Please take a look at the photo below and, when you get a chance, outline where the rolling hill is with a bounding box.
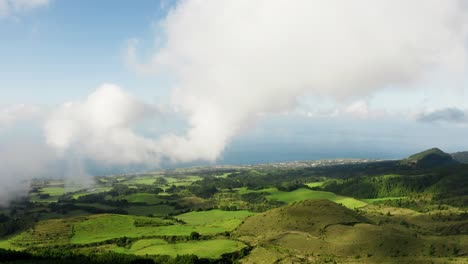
[235,200,467,263]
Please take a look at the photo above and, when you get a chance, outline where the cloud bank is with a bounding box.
[128,0,468,162]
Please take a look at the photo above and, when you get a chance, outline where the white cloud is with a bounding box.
[343,101,370,119]
[44,83,161,165]
[0,104,43,129]
[127,0,468,163]
[0,0,49,17]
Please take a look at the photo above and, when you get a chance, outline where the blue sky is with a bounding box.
[0,0,173,104]
[1,0,468,172]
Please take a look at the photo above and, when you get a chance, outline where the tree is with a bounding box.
[189,231,200,240]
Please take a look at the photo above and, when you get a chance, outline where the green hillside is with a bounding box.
[235,200,468,263]
[402,148,456,168]
[235,200,370,239]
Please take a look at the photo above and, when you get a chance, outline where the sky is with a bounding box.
[2,0,468,203]
[0,0,174,104]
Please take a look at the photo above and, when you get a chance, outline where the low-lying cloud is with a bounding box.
[417,107,468,123]
[0,139,58,206]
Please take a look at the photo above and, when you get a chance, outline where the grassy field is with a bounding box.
[29,187,67,203]
[72,187,112,199]
[4,217,84,247]
[71,215,184,244]
[267,188,367,209]
[119,175,203,187]
[112,239,246,258]
[30,186,92,203]
[215,173,232,178]
[305,181,326,188]
[127,178,157,185]
[21,211,253,245]
[236,199,468,263]
[176,210,255,231]
[70,211,255,244]
[237,187,367,209]
[40,187,66,196]
[167,176,203,187]
[0,212,253,250]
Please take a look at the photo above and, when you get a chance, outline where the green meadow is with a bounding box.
[238,187,367,209]
[3,210,256,248]
[176,210,256,231]
[305,181,327,188]
[112,239,246,259]
[72,187,113,199]
[70,214,237,244]
[266,188,368,209]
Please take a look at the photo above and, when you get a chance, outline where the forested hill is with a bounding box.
[400,148,457,168]
[321,148,467,206]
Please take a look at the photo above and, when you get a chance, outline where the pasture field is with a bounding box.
[71,212,252,244]
[112,239,246,258]
[266,188,368,209]
[71,214,177,244]
[176,210,256,231]
[5,217,84,247]
[127,177,157,185]
[119,175,202,187]
[71,187,113,199]
[214,173,232,178]
[2,211,256,247]
[305,181,327,188]
[30,187,72,203]
[166,176,203,187]
[40,187,66,196]
[237,187,367,209]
